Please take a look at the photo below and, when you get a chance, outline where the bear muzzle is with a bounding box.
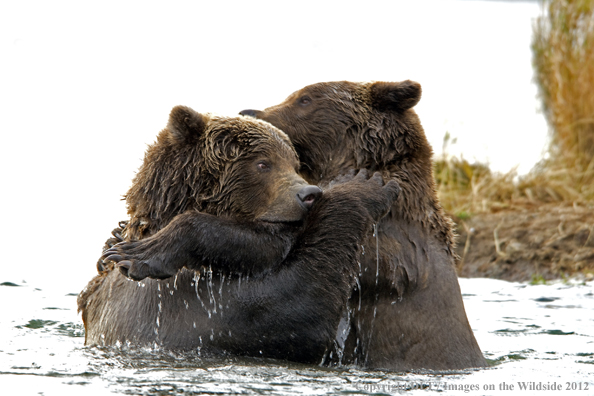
[256,183,323,223]
[239,109,260,118]
[297,185,322,211]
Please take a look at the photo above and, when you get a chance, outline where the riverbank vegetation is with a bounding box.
[435,0,594,217]
[433,0,594,281]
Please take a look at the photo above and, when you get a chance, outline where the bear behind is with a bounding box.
[241,80,488,370]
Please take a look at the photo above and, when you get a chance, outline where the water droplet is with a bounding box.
[206,267,217,313]
[355,277,362,311]
[194,273,205,309]
[374,223,380,283]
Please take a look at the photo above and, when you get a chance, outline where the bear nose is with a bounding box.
[297,185,323,210]
[240,109,258,118]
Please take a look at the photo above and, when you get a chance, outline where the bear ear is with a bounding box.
[167,105,206,141]
[370,80,422,112]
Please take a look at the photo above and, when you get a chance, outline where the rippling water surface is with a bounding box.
[1,278,592,395]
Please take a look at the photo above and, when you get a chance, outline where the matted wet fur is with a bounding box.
[78,106,401,364]
[240,80,488,371]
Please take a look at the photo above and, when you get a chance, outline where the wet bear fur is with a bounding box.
[240,80,488,371]
[78,106,400,364]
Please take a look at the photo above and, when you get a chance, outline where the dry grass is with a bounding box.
[436,0,594,216]
[532,0,594,181]
[435,155,594,217]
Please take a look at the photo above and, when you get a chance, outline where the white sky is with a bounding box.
[0,0,548,290]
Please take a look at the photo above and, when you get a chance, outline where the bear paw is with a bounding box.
[101,241,177,281]
[329,169,401,221]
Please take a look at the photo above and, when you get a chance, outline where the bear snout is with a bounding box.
[240,109,259,118]
[297,185,323,210]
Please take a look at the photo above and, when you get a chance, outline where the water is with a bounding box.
[2,278,592,395]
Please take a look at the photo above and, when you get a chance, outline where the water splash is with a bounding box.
[218,274,225,313]
[354,277,362,311]
[193,272,208,315]
[166,281,174,296]
[206,267,217,314]
[334,308,351,366]
[362,223,381,366]
[155,283,162,339]
[373,223,379,284]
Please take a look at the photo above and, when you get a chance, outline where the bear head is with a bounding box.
[240,80,454,253]
[124,106,321,240]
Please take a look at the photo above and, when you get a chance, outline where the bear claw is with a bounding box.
[117,261,132,277]
[103,254,123,263]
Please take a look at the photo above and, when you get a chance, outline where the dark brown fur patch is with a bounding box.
[240,80,487,371]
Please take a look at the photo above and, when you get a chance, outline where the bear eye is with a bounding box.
[257,161,270,171]
[298,96,311,106]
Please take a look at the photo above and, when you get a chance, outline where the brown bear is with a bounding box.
[78,106,401,364]
[240,80,488,371]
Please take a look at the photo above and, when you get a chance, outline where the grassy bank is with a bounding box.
[434,152,594,217]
